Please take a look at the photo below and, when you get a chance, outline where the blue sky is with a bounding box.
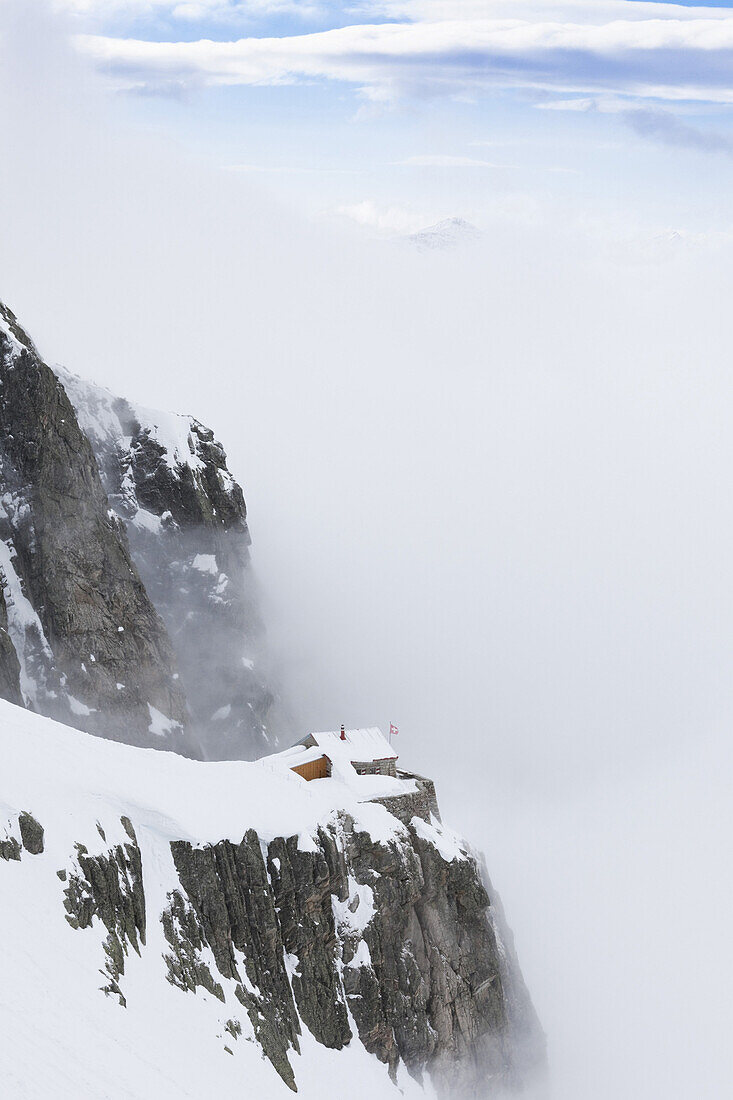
[32,0,733,239]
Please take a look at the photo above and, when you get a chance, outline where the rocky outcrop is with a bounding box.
[268,829,352,1053]
[57,796,544,1096]
[0,586,22,706]
[0,299,283,757]
[62,816,146,1006]
[0,688,544,1097]
[0,301,544,1095]
[167,832,302,1089]
[0,300,191,751]
[18,810,44,854]
[0,809,44,860]
[59,366,282,759]
[331,815,541,1096]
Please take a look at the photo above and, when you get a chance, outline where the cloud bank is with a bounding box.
[74,2,733,104]
[5,6,733,1100]
[624,104,733,153]
[56,0,330,20]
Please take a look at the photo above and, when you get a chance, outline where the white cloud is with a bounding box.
[534,94,733,157]
[366,0,733,24]
[53,0,331,25]
[536,95,635,113]
[76,7,733,104]
[51,0,733,18]
[58,0,313,12]
[336,200,434,233]
[398,154,510,167]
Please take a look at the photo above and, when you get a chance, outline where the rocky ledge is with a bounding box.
[2,790,544,1097]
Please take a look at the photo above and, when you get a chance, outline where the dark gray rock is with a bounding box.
[0,811,40,862]
[59,365,289,761]
[0,298,288,758]
[18,811,44,854]
[0,294,543,1093]
[298,811,544,1097]
[267,830,352,1051]
[0,300,192,752]
[169,832,301,1088]
[0,834,21,861]
[0,587,22,706]
[162,887,226,1001]
[62,821,146,1006]
[158,801,544,1097]
[45,781,542,1096]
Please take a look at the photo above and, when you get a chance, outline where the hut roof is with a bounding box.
[309,727,398,762]
[265,728,397,787]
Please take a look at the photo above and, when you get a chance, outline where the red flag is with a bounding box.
[390,723,399,737]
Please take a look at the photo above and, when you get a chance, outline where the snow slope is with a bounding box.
[0,701,457,1100]
[405,218,481,253]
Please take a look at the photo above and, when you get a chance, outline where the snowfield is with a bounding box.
[0,701,451,1099]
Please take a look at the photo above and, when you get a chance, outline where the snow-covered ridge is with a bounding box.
[0,702,520,1100]
[0,704,424,849]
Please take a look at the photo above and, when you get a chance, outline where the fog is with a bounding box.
[2,4,733,1096]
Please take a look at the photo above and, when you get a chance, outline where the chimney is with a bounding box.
[340,724,346,741]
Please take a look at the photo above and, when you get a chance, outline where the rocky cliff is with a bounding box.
[58,366,280,759]
[0,300,281,758]
[0,702,545,1099]
[0,302,545,1099]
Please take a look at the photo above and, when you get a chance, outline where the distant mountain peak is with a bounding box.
[406,217,481,252]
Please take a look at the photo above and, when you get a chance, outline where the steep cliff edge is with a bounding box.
[0,300,281,757]
[0,301,190,750]
[0,702,544,1099]
[58,366,279,759]
[0,301,545,1098]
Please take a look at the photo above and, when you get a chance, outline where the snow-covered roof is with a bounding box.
[277,744,328,769]
[309,727,398,762]
[263,728,399,793]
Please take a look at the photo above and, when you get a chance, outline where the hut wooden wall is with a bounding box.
[291,756,330,782]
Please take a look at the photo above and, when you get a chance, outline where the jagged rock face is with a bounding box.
[17,810,44,854]
[0,702,545,1097]
[168,832,303,1089]
[62,816,146,1007]
[1,796,545,1094]
[47,799,543,1096]
[0,587,22,706]
[123,810,542,1097]
[0,302,192,751]
[0,809,44,861]
[324,817,538,1096]
[0,299,283,758]
[57,366,281,760]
